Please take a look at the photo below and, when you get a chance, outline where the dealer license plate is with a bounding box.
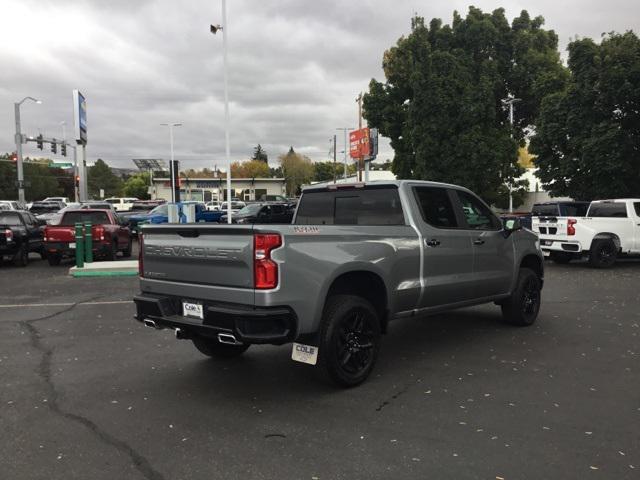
[69,242,76,249]
[182,301,203,319]
[291,343,318,365]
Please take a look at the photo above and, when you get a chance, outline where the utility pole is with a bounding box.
[502,95,522,213]
[14,96,41,203]
[356,93,364,182]
[336,127,354,180]
[332,134,337,183]
[211,0,233,223]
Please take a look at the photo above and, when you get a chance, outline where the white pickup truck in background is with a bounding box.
[534,199,640,267]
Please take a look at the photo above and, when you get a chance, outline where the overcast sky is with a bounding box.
[1,0,638,170]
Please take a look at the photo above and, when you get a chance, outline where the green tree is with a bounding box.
[313,161,337,182]
[531,32,640,199]
[279,149,314,195]
[252,144,268,164]
[87,159,123,199]
[363,8,567,205]
[230,159,271,178]
[122,172,151,199]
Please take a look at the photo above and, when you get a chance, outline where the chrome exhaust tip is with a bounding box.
[218,333,242,345]
[143,319,158,329]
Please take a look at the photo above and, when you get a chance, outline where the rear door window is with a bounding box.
[634,202,640,217]
[588,203,628,218]
[295,187,404,225]
[559,203,589,216]
[412,187,458,228]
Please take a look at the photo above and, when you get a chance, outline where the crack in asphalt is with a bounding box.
[19,301,167,480]
[375,384,411,412]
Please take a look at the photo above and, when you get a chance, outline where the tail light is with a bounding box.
[254,233,282,289]
[567,218,577,236]
[138,234,144,277]
[94,226,105,241]
[4,229,12,242]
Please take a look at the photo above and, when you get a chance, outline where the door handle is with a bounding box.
[425,239,441,247]
[473,239,485,245]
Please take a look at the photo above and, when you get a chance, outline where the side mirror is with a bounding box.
[504,217,522,232]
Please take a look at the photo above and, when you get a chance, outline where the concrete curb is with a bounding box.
[69,260,138,278]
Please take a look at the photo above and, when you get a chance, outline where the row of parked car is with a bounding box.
[0,195,299,267]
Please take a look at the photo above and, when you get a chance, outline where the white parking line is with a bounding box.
[0,300,132,308]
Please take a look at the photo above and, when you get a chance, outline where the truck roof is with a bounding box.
[591,198,640,202]
[302,179,470,192]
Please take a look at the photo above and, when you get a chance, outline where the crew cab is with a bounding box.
[535,199,640,267]
[0,210,45,266]
[44,209,132,265]
[134,181,544,387]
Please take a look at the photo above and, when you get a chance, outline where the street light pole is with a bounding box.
[14,96,41,204]
[210,1,232,223]
[502,95,522,213]
[161,123,182,203]
[336,127,354,180]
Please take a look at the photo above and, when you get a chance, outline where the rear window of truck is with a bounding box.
[0,213,22,226]
[60,211,110,225]
[295,187,404,225]
[531,204,559,216]
[588,203,628,218]
[559,203,589,216]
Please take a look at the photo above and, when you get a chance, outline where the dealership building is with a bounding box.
[150,177,287,203]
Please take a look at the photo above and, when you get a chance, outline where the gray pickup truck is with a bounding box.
[134,180,543,387]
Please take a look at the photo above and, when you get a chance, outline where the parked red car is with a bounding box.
[43,209,132,266]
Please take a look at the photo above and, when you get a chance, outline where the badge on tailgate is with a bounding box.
[182,301,204,319]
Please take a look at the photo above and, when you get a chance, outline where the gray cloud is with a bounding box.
[1,0,638,170]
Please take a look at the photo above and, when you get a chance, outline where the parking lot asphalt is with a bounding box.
[0,249,638,480]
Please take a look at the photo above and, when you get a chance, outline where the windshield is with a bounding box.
[60,211,109,226]
[149,204,168,215]
[237,204,262,215]
[105,199,119,204]
[0,213,22,226]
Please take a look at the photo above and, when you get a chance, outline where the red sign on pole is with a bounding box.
[349,128,370,159]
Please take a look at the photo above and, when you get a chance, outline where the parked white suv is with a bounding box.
[535,199,640,267]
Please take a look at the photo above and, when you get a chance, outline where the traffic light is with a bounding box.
[36,134,43,150]
[75,175,80,188]
[51,139,57,154]
[61,143,67,157]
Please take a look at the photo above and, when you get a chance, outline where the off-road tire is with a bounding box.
[589,239,617,268]
[192,336,250,358]
[13,244,28,267]
[122,237,133,258]
[501,268,541,326]
[106,240,117,261]
[318,294,381,388]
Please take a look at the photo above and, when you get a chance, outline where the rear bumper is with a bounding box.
[539,238,583,253]
[0,243,19,256]
[133,293,297,345]
[45,241,113,257]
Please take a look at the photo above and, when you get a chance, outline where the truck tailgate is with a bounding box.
[141,224,255,288]
[44,226,76,242]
